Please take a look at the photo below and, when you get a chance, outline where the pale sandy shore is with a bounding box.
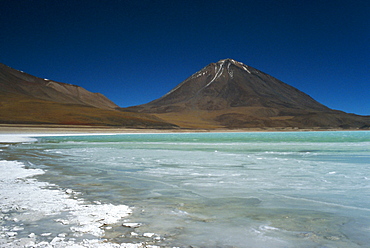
[0,124,179,134]
[0,124,354,135]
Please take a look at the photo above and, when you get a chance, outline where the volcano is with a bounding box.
[128,59,369,129]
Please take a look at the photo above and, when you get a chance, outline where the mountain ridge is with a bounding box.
[127,58,370,129]
[1,60,368,130]
[0,63,118,110]
[132,59,330,112]
[0,63,176,128]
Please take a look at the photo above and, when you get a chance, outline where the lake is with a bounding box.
[1,131,369,247]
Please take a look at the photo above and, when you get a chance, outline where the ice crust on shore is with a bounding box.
[0,160,136,247]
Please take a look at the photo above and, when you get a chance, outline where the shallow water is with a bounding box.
[1,131,370,247]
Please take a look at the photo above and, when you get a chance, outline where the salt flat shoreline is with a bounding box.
[0,124,361,135]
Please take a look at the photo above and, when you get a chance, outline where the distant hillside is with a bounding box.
[127,59,370,130]
[0,63,176,128]
[0,63,118,110]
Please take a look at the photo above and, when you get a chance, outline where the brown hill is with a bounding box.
[0,63,176,128]
[0,63,118,110]
[127,59,370,129]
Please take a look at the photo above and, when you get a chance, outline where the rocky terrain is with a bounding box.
[0,63,175,128]
[127,59,370,129]
[1,60,369,130]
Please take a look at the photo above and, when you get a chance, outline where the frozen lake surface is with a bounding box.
[1,131,369,247]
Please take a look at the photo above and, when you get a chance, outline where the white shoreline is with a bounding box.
[0,134,162,247]
[0,134,39,143]
[0,133,126,142]
[0,132,184,144]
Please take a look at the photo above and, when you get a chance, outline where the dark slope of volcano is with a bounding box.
[128,59,369,129]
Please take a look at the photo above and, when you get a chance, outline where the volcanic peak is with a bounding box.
[191,59,252,85]
[126,58,370,129]
[214,58,253,75]
[138,58,330,112]
[162,58,251,99]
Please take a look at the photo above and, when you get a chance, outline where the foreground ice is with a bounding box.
[0,160,154,248]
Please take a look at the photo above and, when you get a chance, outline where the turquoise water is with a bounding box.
[2,131,370,247]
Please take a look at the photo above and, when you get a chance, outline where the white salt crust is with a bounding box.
[0,160,155,247]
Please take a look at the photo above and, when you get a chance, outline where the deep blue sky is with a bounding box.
[1,0,369,115]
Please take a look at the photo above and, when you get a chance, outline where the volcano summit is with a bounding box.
[128,59,369,129]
